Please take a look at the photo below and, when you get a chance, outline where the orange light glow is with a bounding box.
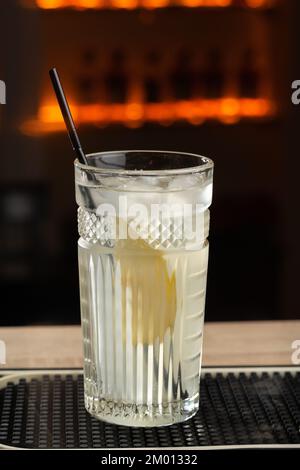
[110,0,139,8]
[36,0,64,7]
[141,0,170,8]
[125,103,144,120]
[35,0,105,7]
[77,0,102,7]
[245,0,269,7]
[214,0,232,5]
[219,97,240,124]
[176,0,231,7]
[32,0,270,9]
[20,97,275,136]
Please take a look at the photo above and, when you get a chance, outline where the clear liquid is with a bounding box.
[78,237,208,426]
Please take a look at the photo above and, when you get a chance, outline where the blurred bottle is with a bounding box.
[105,49,128,104]
[77,48,99,104]
[203,48,225,99]
[143,50,161,103]
[169,49,195,101]
[238,48,260,98]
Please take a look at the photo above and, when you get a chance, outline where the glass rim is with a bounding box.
[74,150,213,176]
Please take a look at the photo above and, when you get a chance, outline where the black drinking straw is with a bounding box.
[49,68,88,166]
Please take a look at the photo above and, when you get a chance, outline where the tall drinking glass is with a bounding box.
[75,151,213,427]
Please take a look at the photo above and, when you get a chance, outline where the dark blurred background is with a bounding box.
[0,0,299,326]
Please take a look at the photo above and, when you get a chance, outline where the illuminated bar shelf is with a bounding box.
[24,0,275,11]
[21,97,275,135]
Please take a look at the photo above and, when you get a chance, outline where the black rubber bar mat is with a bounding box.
[0,368,299,449]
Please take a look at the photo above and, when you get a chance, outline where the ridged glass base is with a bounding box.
[85,392,199,427]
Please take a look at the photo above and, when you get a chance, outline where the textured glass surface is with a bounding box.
[75,151,213,426]
[79,240,208,426]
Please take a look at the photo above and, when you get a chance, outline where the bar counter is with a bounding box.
[0,320,298,369]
